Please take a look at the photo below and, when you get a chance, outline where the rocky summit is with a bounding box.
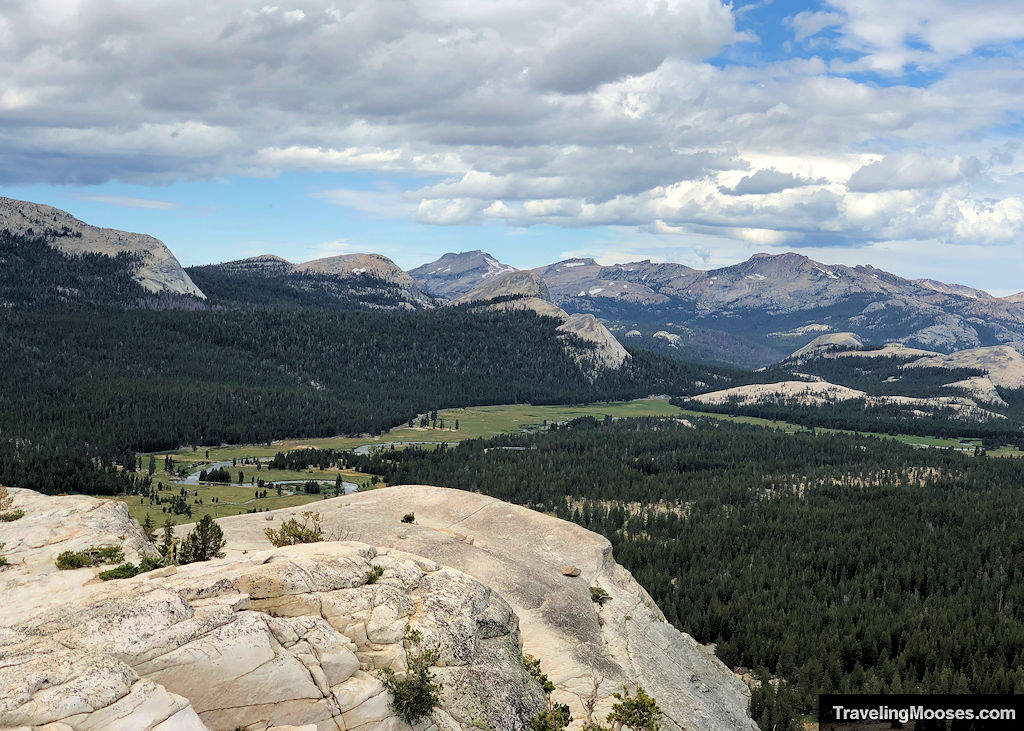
[410,251,517,300]
[456,271,630,373]
[0,486,755,731]
[0,196,204,298]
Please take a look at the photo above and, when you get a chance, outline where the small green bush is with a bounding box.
[0,485,22,522]
[589,586,612,606]
[523,654,555,693]
[98,554,163,581]
[607,685,663,730]
[0,541,8,567]
[401,512,416,524]
[98,563,141,580]
[265,511,324,546]
[378,626,441,724]
[531,704,572,731]
[366,565,385,584]
[55,545,125,570]
[527,654,572,730]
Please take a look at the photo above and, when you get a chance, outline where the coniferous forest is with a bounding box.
[0,232,727,490]
[348,417,1024,722]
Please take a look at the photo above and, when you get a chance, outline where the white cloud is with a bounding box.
[0,0,1019,253]
[416,198,483,225]
[720,168,820,195]
[308,239,359,260]
[789,11,844,42]
[73,195,180,210]
[820,0,1024,72]
[846,153,980,192]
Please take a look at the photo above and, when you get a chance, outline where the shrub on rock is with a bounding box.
[0,485,23,522]
[265,511,324,546]
[607,685,663,730]
[55,545,124,570]
[378,625,442,724]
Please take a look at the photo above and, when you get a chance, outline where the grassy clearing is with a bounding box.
[121,484,334,526]
[159,398,686,462]
[142,398,1019,480]
[115,398,1019,524]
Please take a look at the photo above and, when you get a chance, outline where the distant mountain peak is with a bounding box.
[409,250,517,300]
[456,270,629,373]
[298,253,413,286]
[217,254,294,272]
[914,278,993,300]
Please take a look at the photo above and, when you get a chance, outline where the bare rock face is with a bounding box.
[298,253,414,287]
[457,271,630,373]
[905,345,1024,389]
[0,196,205,298]
[409,251,517,300]
[297,253,436,309]
[213,487,757,731]
[0,490,546,730]
[788,332,864,360]
[557,313,631,372]
[453,270,550,304]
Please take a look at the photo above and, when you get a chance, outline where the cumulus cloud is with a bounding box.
[720,169,820,196]
[0,0,1020,250]
[846,153,980,192]
[816,0,1024,73]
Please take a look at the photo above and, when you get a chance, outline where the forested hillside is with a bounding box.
[0,230,159,309]
[0,234,735,491]
[187,260,436,310]
[347,417,1024,724]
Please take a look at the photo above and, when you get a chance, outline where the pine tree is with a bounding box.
[177,514,226,564]
[159,517,175,563]
[141,513,157,542]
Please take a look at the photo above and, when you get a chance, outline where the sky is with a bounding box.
[0,1,1022,293]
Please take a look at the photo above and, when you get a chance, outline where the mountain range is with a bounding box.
[411,250,1024,367]
[4,195,1024,369]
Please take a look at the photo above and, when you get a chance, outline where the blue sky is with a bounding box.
[0,1,1021,291]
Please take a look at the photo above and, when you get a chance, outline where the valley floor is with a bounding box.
[120,397,1023,525]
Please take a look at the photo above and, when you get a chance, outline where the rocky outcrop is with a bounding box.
[299,253,414,287]
[943,376,1007,406]
[0,196,204,298]
[558,313,631,371]
[216,254,295,274]
[0,489,547,730]
[409,251,517,300]
[453,270,550,305]
[0,486,759,731]
[456,271,630,373]
[788,332,864,360]
[691,380,1005,423]
[296,253,436,309]
[213,486,757,731]
[905,345,1024,389]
